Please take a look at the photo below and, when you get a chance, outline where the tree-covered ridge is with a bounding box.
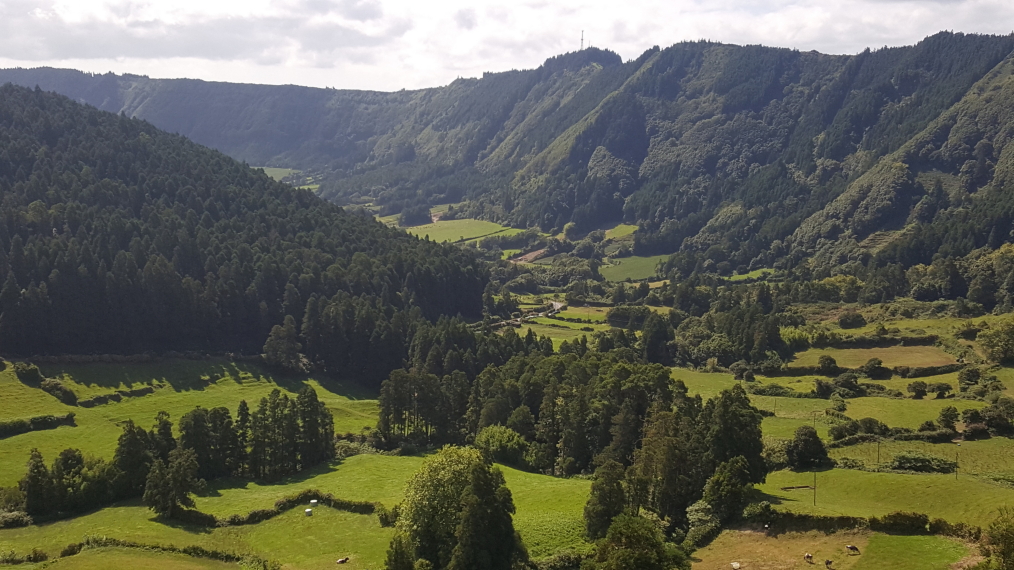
[0,84,485,382]
[6,33,1014,272]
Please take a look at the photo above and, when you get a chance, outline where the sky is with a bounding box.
[0,0,1012,92]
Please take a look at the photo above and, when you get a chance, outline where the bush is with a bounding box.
[834,457,867,470]
[39,378,77,405]
[12,362,43,384]
[26,548,48,563]
[60,543,82,557]
[0,510,33,529]
[963,423,990,440]
[817,355,838,374]
[889,452,957,473]
[870,511,929,534]
[838,311,867,329]
[377,503,400,527]
[533,550,590,570]
[474,425,530,468]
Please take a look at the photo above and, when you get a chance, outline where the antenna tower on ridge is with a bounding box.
[581,30,584,50]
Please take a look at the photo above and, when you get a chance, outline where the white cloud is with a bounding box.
[0,0,1011,90]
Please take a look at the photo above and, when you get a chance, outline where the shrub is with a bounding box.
[838,311,867,329]
[60,543,82,557]
[25,548,48,563]
[533,550,589,570]
[474,425,530,468]
[377,503,400,527]
[817,355,838,374]
[834,457,866,470]
[0,510,33,529]
[39,378,77,405]
[870,511,929,534]
[12,362,43,384]
[963,423,990,440]
[889,452,957,473]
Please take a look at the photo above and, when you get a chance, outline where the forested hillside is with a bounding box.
[0,84,488,383]
[6,32,1014,273]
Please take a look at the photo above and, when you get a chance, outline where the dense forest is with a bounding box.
[0,84,490,384]
[7,32,1014,273]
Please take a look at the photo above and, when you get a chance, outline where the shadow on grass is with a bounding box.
[36,359,379,401]
[195,460,344,500]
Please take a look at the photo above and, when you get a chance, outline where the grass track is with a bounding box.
[257,167,298,181]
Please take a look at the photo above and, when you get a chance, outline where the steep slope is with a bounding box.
[5,32,1014,272]
[0,84,485,382]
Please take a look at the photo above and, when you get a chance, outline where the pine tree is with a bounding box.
[143,459,173,516]
[263,315,302,372]
[584,460,626,539]
[113,420,152,498]
[447,463,526,570]
[20,448,54,516]
[149,411,176,463]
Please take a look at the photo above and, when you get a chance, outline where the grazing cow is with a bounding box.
[845,545,861,555]
[825,560,833,568]
[336,557,350,564]
[804,553,814,564]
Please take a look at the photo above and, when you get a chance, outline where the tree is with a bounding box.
[979,317,1014,362]
[593,514,690,570]
[927,382,952,399]
[907,380,928,399]
[113,420,152,498]
[149,411,176,463]
[639,312,672,364]
[986,507,1014,570]
[938,406,959,431]
[584,460,626,539]
[702,456,751,523]
[817,355,838,375]
[394,446,486,569]
[785,426,828,470]
[20,449,54,516]
[262,314,303,372]
[144,447,203,517]
[506,406,536,440]
[446,462,527,570]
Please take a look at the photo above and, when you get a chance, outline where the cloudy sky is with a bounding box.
[0,0,1011,91]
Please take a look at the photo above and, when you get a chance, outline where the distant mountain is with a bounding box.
[6,32,1014,273]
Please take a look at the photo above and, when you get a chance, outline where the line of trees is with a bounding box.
[7,386,334,519]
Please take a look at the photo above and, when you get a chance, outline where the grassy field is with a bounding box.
[604,223,637,240]
[513,324,594,349]
[0,361,379,486]
[257,167,298,181]
[727,268,775,282]
[759,468,1014,526]
[403,219,521,244]
[830,437,1014,477]
[556,306,609,322]
[789,346,956,368]
[694,530,967,570]
[0,454,589,567]
[599,255,669,281]
[45,548,241,569]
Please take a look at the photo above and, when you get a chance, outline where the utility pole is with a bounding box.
[877,439,881,471]
[813,471,817,506]
[956,444,960,480]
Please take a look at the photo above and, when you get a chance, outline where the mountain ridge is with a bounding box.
[6,33,1014,274]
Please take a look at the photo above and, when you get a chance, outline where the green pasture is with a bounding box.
[759,468,1014,526]
[727,268,775,282]
[513,324,592,349]
[528,318,609,335]
[0,361,379,487]
[556,306,609,322]
[603,223,637,240]
[852,534,968,570]
[257,167,298,181]
[404,219,520,243]
[695,530,966,570]
[830,437,1014,477]
[502,248,522,259]
[789,346,956,369]
[598,255,668,282]
[0,454,589,567]
[45,548,241,569]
